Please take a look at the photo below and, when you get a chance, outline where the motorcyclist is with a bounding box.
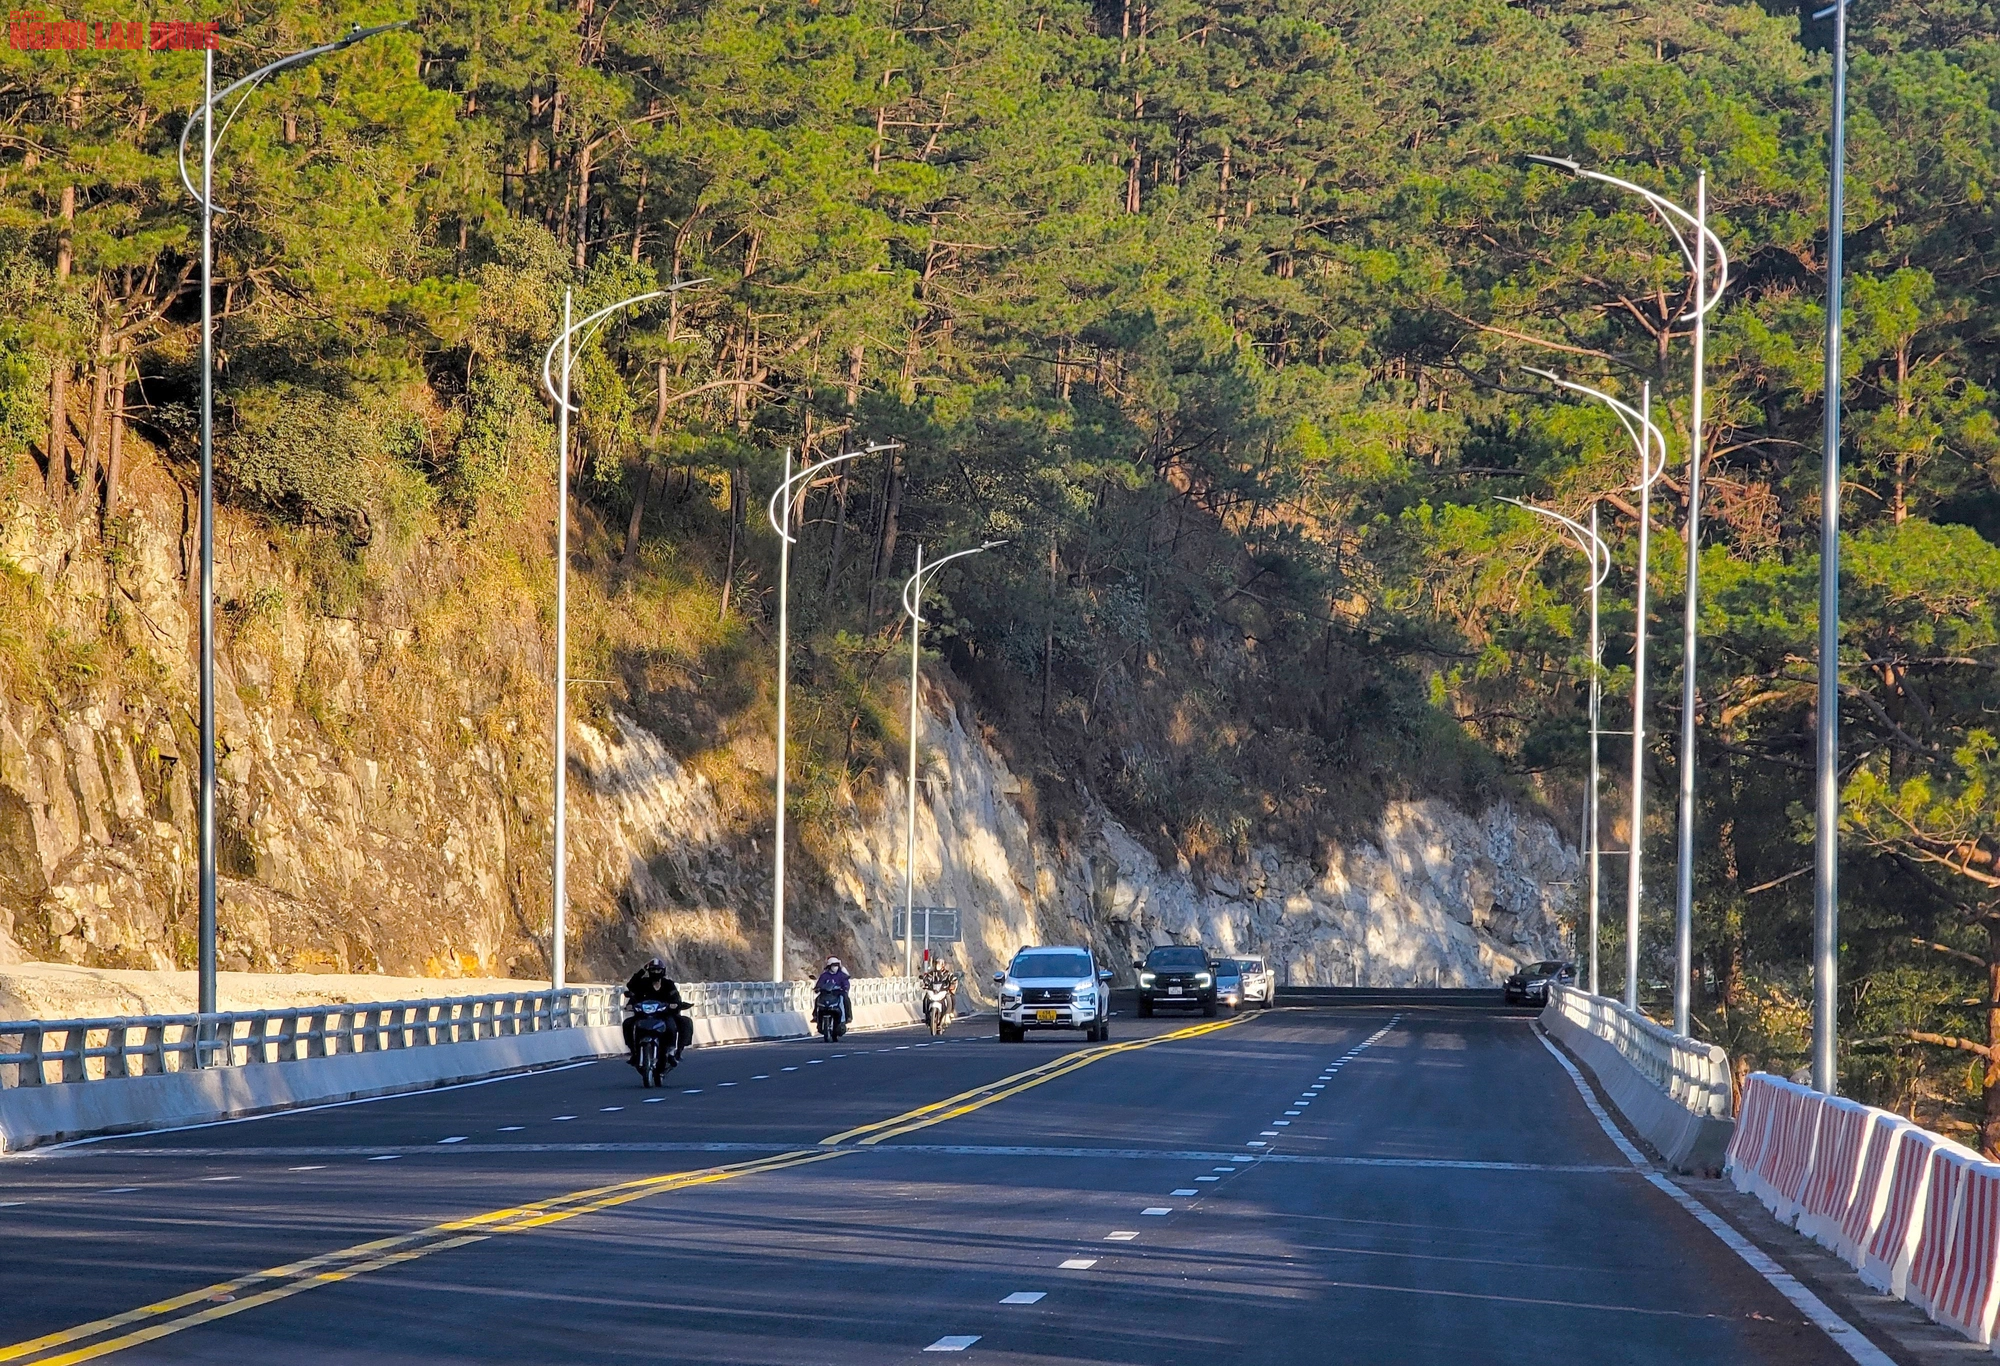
[918,951,959,998]
[919,951,959,1026]
[814,955,853,1026]
[624,958,692,1064]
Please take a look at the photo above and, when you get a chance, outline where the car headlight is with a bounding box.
[1001,979,1020,1000]
[1138,972,1155,987]
[1195,973,1212,986]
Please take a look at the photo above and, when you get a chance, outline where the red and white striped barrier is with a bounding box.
[1726,1073,1778,1199]
[1769,1083,1824,1224]
[1835,1110,1916,1272]
[1796,1096,1870,1247]
[1732,1072,2000,1345]
[1909,1144,1972,1315]
[1932,1156,2000,1345]
[1860,1123,1942,1298]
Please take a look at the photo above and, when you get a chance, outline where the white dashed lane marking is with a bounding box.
[438,1137,467,1144]
[1000,1292,1046,1305]
[288,1166,323,1172]
[1173,1188,1199,1195]
[925,1336,980,1352]
[498,1126,524,1132]
[367,1155,400,1162]
[1104,1232,1138,1242]
[1141,1207,1171,1215]
[1060,1258,1097,1270]
[97,1188,139,1195]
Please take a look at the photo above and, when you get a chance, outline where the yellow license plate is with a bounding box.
[1036,1010,1059,1023]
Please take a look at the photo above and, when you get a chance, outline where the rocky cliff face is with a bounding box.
[0,483,1573,992]
[821,692,1574,988]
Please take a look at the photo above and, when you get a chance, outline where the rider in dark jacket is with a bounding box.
[625,958,693,1063]
[814,956,853,1024]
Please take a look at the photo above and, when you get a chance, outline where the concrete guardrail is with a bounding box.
[1731,1072,2000,1348]
[0,976,921,1153]
[1541,984,1734,1173]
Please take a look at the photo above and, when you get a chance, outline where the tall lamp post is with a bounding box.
[899,540,1004,976]
[1526,369,1668,1010]
[177,22,404,1030]
[1811,0,1850,1095]
[766,442,901,982]
[1524,154,1730,1035]
[538,280,704,992]
[1500,498,1611,996]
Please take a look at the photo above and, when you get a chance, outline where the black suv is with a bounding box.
[1135,945,1217,1017]
[1503,959,1576,1005]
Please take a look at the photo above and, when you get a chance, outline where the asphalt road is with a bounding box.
[0,1001,1869,1364]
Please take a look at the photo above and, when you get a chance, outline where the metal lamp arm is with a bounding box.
[1572,169,1730,320]
[538,281,705,413]
[178,22,409,210]
[1525,155,1729,320]
[902,541,1005,622]
[1500,497,1612,588]
[766,443,898,544]
[1523,367,1668,490]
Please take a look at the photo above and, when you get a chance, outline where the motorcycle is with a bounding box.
[814,987,847,1043]
[922,981,953,1037]
[628,997,682,1087]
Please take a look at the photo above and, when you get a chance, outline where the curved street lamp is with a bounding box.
[899,540,1005,976]
[177,22,405,1032]
[538,280,704,992]
[1525,154,1730,1034]
[1526,368,1667,1011]
[1500,497,1611,995]
[765,442,902,982]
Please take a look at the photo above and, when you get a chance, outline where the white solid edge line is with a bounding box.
[1531,1026,1896,1366]
[27,1059,604,1155]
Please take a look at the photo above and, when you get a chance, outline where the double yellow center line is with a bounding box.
[4,1013,1243,1363]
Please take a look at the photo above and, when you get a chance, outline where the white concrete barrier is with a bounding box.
[0,1024,623,1153]
[0,977,922,1153]
[1540,985,1733,1173]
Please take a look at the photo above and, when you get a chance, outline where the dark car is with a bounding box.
[1504,959,1576,1005]
[1135,945,1217,1017]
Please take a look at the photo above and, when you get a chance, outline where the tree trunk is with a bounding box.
[623,360,672,568]
[104,351,127,520]
[867,455,903,624]
[572,141,593,270]
[822,469,850,602]
[56,184,74,280]
[623,464,660,570]
[82,356,107,515]
[45,362,68,499]
[630,164,648,265]
[1043,539,1058,722]
[718,466,742,622]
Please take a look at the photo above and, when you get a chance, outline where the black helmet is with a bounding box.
[644,957,665,975]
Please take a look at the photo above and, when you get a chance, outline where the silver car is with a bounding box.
[1236,955,1277,1009]
[995,946,1113,1042]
